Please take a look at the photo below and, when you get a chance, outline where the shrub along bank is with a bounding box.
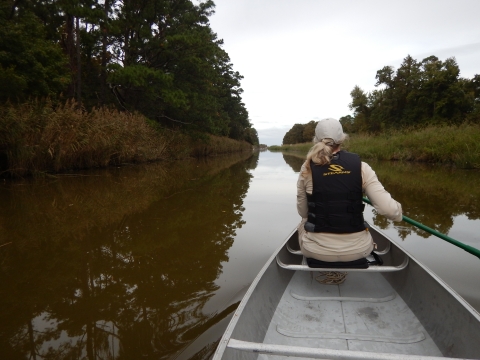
[269,123,480,169]
[0,100,253,177]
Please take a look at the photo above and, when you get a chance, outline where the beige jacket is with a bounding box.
[297,160,402,261]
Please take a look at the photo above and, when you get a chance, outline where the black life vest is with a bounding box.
[304,151,365,234]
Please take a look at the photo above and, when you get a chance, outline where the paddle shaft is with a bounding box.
[362,197,480,260]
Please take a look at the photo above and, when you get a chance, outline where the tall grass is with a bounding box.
[0,100,253,177]
[0,99,169,176]
[268,123,480,169]
[189,135,253,157]
[268,143,312,153]
[346,123,480,169]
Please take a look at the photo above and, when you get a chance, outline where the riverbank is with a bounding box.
[269,123,480,169]
[0,100,253,177]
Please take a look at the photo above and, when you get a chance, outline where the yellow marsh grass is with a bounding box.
[268,123,480,169]
[189,135,253,157]
[269,143,312,153]
[0,100,253,176]
[1,100,168,176]
[347,124,480,168]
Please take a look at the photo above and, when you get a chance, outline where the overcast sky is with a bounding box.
[208,0,480,145]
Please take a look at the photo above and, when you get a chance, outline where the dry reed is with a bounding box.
[165,131,253,159]
[0,99,171,176]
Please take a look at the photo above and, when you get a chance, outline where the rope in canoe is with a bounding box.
[315,271,348,285]
[362,197,480,260]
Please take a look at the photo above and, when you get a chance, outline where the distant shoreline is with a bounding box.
[268,123,480,169]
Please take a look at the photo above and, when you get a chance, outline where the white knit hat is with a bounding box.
[314,118,345,144]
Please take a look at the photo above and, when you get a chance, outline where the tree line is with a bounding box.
[282,120,317,145]
[283,55,479,144]
[346,55,479,134]
[0,0,259,145]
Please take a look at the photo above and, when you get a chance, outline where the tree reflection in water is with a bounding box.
[0,152,258,359]
[368,161,480,240]
[281,153,306,174]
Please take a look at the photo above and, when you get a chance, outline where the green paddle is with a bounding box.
[363,197,480,260]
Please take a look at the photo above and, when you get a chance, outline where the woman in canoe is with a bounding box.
[297,118,402,263]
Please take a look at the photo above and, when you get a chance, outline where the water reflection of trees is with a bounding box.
[367,161,480,239]
[282,153,305,173]
[0,152,257,359]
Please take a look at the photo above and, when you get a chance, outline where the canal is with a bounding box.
[0,150,479,359]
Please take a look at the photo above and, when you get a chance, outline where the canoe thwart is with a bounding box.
[227,338,461,360]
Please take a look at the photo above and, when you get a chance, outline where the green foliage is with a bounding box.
[101,0,254,138]
[282,121,318,145]
[0,7,70,102]
[339,115,354,133]
[0,0,256,145]
[348,55,479,133]
[244,127,259,145]
[302,120,316,142]
[282,124,303,144]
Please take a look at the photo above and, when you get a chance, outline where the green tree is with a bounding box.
[466,74,480,122]
[339,115,354,133]
[0,4,70,102]
[412,56,471,124]
[302,120,317,142]
[283,123,305,144]
[392,55,421,126]
[349,54,476,132]
[348,86,371,132]
[244,127,259,145]
[1,0,258,143]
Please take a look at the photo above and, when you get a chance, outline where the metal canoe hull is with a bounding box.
[213,225,480,360]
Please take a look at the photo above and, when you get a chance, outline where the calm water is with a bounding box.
[0,151,479,359]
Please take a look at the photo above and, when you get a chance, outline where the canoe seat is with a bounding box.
[287,240,391,257]
[276,253,408,273]
[305,257,367,269]
[305,251,383,269]
[282,237,403,272]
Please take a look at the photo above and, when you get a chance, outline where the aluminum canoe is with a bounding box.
[212,223,480,360]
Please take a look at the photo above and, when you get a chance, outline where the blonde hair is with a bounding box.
[301,136,347,177]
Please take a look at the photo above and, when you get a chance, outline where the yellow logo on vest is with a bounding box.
[323,164,351,176]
